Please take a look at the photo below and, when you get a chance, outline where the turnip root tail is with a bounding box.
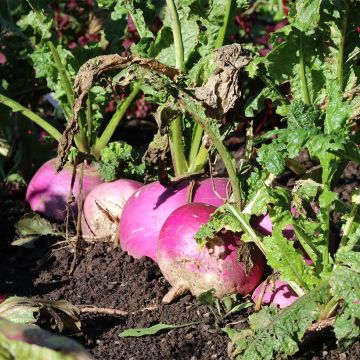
[162,282,189,304]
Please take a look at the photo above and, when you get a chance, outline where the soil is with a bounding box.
[0,162,359,360]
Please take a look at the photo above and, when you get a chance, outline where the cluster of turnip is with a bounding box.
[25,159,299,308]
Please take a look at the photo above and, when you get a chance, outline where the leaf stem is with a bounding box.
[339,191,360,247]
[188,124,203,166]
[299,33,310,105]
[188,0,233,172]
[320,298,338,320]
[86,96,92,146]
[170,115,188,176]
[215,0,232,48]
[47,41,75,108]
[188,143,209,174]
[322,187,331,267]
[257,72,288,105]
[0,93,62,141]
[226,203,265,254]
[166,0,188,176]
[48,41,88,153]
[92,81,142,159]
[337,0,349,92]
[179,99,241,205]
[166,0,185,71]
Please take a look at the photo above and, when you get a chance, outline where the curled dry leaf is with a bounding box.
[194,44,251,119]
[56,54,179,171]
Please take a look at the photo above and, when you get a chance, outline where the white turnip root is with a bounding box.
[157,203,265,303]
[26,158,102,221]
[81,179,142,239]
[119,177,229,261]
[252,280,298,309]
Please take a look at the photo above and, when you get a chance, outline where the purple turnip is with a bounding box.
[157,203,265,303]
[81,179,142,238]
[119,177,229,261]
[26,158,102,220]
[252,280,298,309]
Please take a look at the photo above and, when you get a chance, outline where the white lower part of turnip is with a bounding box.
[81,179,142,240]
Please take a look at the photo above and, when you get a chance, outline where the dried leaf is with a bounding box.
[56,54,179,171]
[194,44,250,119]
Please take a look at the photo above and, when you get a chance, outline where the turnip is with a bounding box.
[119,177,229,261]
[81,179,142,238]
[157,203,265,303]
[251,280,298,309]
[26,158,102,221]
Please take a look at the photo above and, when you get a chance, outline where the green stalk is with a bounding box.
[299,33,310,105]
[339,191,360,247]
[258,72,289,105]
[188,0,232,173]
[320,298,338,320]
[86,96,92,146]
[226,203,265,254]
[215,0,232,48]
[166,0,188,176]
[322,186,331,267]
[188,144,208,174]
[188,124,203,165]
[92,81,142,159]
[337,0,349,92]
[166,0,185,71]
[0,93,62,141]
[179,99,241,205]
[170,115,188,177]
[48,41,88,153]
[47,41,75,108]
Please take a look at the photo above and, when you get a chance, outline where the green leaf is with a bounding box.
[228,282,330,360]
[247,306,278,330]
[224,301,253,317]
[324,81,351,135]
[17,10,52,40]
[119,322,199,337]
[251,1,360,108]
[194,205,243,248]
[96,141,145,182]
[264,217,320,291]
[197,289,216,306]
[330,260,360,349]
[98,0,157,47]
[290,0,322,33]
